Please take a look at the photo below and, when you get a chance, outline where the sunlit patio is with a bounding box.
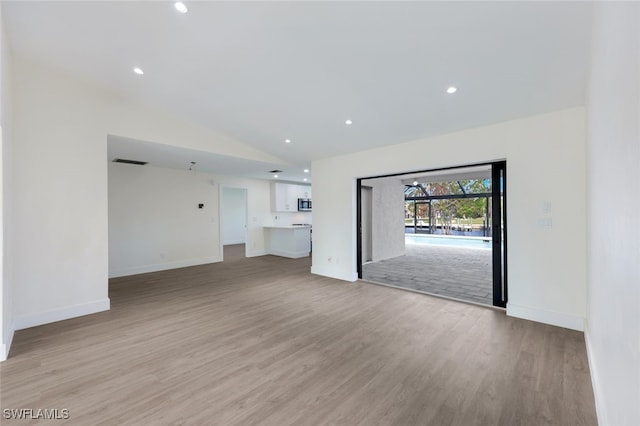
[362,238,493,306]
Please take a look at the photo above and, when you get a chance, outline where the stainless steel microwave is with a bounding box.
[298,198,312,211]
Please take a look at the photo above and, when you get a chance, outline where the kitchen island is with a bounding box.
[263,225,311,258]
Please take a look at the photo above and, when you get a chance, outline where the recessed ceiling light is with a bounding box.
[274,174,279,178]
[345,119,353,125]
[285,139,291,144]
[413,180,418,186]
[446,86,457,94]
[174,2,188,13]
[303,178,308,182]
[303,169,309,173]
[133,67,144,75]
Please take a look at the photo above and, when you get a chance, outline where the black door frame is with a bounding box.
[356,160,508,308]
[491,161,507,308]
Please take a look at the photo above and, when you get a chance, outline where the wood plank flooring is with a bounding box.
[1,246,597,425]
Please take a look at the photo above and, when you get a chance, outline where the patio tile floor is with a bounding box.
[362,241,493,305]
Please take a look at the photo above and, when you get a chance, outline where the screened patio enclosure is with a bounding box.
[358,162,507,308]
[404,168,492,237]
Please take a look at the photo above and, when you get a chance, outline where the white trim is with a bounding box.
[584,326,606,426]
[0,323,15,362]
[223,239,246,245]
[310,266,358,282]
[13,298,110,331]
[507,303,585,331]
[267,249,309,259]
[246,249,266,258]
[109,256,221,278]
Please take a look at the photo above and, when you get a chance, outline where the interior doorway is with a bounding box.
[356,161,507,308]
[221,186,248,261]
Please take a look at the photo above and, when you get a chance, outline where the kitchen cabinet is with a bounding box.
[298,186,311,199]
[271,183,293,212]
[271,183,312,212]
[263,225,311,258]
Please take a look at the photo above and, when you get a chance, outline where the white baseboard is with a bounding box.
[584,326,606,426]
[109,257,221,278]
[223,239,246,245]
[507,303,585,331]
[310,265,358,282]
[267,249,309,259]
[246,249,266,258]
[13,298,111,331]
[0,323,15,362]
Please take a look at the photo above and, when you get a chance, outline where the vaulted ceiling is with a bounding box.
[3,1,593,182]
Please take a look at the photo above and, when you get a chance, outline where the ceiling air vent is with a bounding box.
[113,158,148,165]
[269,169,283,173]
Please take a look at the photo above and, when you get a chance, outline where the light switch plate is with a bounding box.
[540,202,552,214]
[537,217,552,228]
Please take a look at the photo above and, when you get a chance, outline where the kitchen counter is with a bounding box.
[263,226,311,258]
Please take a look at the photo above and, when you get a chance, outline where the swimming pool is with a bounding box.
[405,234,492,249]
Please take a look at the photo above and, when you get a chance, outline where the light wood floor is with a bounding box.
[1,246,597,425]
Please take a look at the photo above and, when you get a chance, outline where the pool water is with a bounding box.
[405,235,492,249]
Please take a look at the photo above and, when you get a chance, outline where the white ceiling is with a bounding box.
[108,134,311,183]
[3,1,593,182]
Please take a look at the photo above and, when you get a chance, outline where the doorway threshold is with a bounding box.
[359,278,505,311]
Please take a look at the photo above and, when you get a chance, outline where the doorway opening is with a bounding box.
[221,186,248,262]
[357,161,507,308]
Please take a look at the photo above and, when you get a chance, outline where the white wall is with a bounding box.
[9,55,279,333]
[109,163,218,277]
[222,187,247,245]
[216,177,271,259]
[361,177,405,262]
[109,163,272,277]
[586,3,640,425]
[269,211,313,226]
[0,9,14,361]
[312,107,587,331]
[12,58,109,330]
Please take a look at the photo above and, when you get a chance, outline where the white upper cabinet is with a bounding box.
[298,186,311,199]
[271,183,292,211]
[271,183,312,212]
